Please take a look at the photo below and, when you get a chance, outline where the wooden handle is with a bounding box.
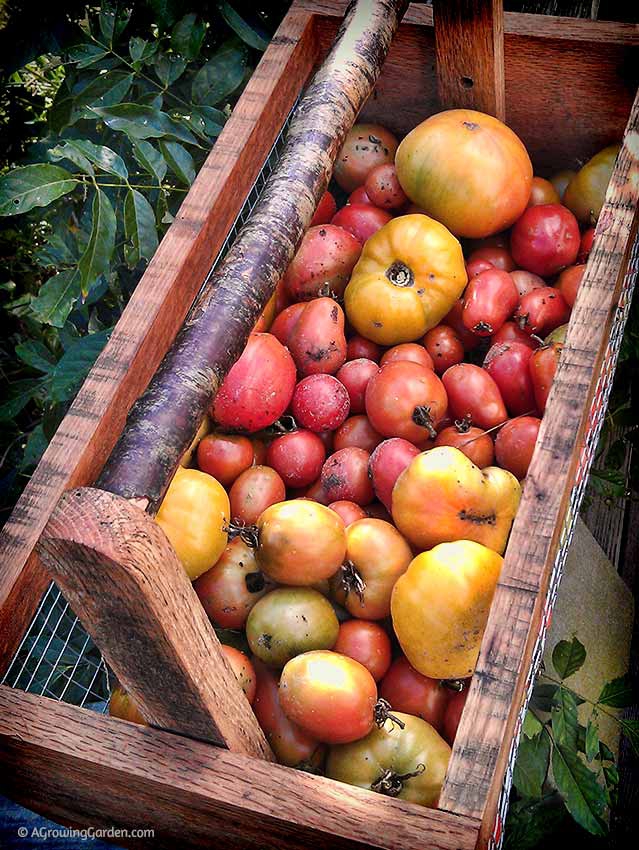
[36,487,273,761]
[433,0,505,119]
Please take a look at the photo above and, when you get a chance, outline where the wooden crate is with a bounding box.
[1,2,638,848]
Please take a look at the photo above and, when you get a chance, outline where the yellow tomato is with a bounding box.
[391,540,503,679]
[344,214,466,345]
[156,467,229,580]
[563,144,621,224]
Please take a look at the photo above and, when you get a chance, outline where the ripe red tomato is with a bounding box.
[434,424,495,468]
[556,263,586,308]
[333,620,392,681]
[251,438,268,466]
[491,321,539,350]
[279,650,379,744]
[510,270,546,300]
[368,438,421,512]
[442,300,481,351]
[515,287,570,337]
[348,186,373,205]
[229,465,286,525]
[321,447,374,505]
[529,343,562,412]
[310,190,337,226]
[495,416,541,479]
[365,361,448,442]
[442,363,507,429]
[466,257,494,279]
[346,335,382,362]
[333,415,383,453]
[526,176,561,207]
[334,124,399,192]
[380,343,434,370]
[269,302,306,346]
[511,203,580,276]
[462,268,519,337]
[442,686,469,746]
[328,500,367,526]
[379,656,448,731]
[196,433,254,487]
[284,226,361,301]
[578,227,595,263]
[288,297,347,376]
[213,333,296,433]
[466,246,515,272]
[266,430,326,488]
[292,374,350,432]
[336,358,379,414]
[331,203,393,244]
[484,341,537,417]
[303,477,331,505]
[364,163,408,210]
[423,325,465,374]
[221,645,256,704]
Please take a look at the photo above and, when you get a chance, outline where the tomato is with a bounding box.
[527,176,560,207]
[334,124,399,192]
[179,416,210,469]
[346,335,382,362]
[391,540,504,678]
[423,325,464,374]
[331,203,393,245]
[269,302,306,346]
[326,712,450,807]
[348,186,373,205]
[288,297,347,376]
[246,587,339,668]
[345,215,467,345]
[380,343,434,370]
[156,468,229,580]
[491,320,539,350]
[284,225,362,301]
[364,163,408,210]
[442,299,480,351]
[515,287,570,337]
[252,659,325,768]
[578,227,595,264]
[465,257,494,279]
[321,446,374,505]
[555,263,585,308]
[365,361,448,442]
[303,477,331,505]
[442,363,507,430]
[462,268,519,336]
[368,438,420,513]
[251,438,267,466]
[109,685,146,725]
[510,270,545,300]
[194,537,270,629]
[310,190,337,226]
[333,415,383,453]
[564,144,620,224]
[196,433,253,486]
[229,465,286,525]
[443,687,469,746]
[392,446,521,554]
[279,650,378,744]
[265,430,326,488]
[379,657,448,730]
[328,500,367,526]
[291,374,350,432]
[330,518,412,620]
[529,342,562,413]
[395,109,532,238]
[495,416,541,479]
[213,333,296,433]
[221,645,256,703]
[550,169,577,201]
[253,287,279,333]
[510,203,580,276]
[483,341,537,417]
[336,358,379,414]
[333,620,392,681]
[545,323,568,345]
[434,424,495,468]
[466,246,515,272]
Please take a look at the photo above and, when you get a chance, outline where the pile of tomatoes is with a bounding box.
[110,109,614,808]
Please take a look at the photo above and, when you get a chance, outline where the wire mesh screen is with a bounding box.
[1,103,298,712]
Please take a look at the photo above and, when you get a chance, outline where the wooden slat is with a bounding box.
[0,687,480,850]
[440,88,639,845]
[432,0,506,119]
[35,488,272,760]
[0,8,319,676]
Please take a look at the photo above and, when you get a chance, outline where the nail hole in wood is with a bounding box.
[461,76,474,89]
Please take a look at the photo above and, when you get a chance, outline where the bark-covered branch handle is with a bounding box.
[98,0,409,512]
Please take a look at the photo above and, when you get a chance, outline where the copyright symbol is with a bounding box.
[18,827,28,838]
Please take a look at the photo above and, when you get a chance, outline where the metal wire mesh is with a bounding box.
[1,104,298,711]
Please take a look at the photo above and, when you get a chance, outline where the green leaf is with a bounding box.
[67,44,113,69]
[20,425,49,471]
[619,718,639,757]
[159,140,195,186]
[585,715,599,762]
[124,189,159,268]
[15,340,55,373]
[180,105,225,141]
[603,764,619,787]
[50,329,111,403]
[70,71,134,119]
[51,140,128,181]
[78,189,117,297]
[0,379,48,421]
[131,140,167,182]
[171,13,206,59]
[147,0,181,28]
[49,141,94,176]
[523,710,544,739]
[92,104,198,145]
[530,683,558,713]
[217,2,269,51]
[100,3,131,46]
[552,687,579,747]
[552,746,607,836]
[513,730,551,798]
[154,53,187,86]
[552,637,586,680]
[192,39,247,106]
[598,674,633,708]
[0,165,77,216]
[129,37,158,64]
[31,269,82,327]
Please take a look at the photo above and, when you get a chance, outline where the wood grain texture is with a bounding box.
[432,0,506,119]
[0,687,480,850]
[440,89,639,842]
[0,9,318,676]
[35,487,272,761]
